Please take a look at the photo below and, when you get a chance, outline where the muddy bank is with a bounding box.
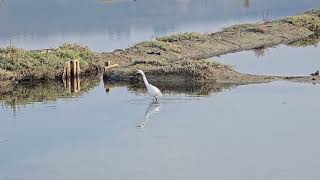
[103,74,320,98]
[105,58,277,84]
[104,78,241,96]
[103,9,320,84]
[281,75,320,84]
[288,32,320,47]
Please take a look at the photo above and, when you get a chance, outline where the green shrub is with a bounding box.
[0,43,98,80]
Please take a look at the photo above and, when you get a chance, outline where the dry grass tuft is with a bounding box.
[285,13,320,32]
[137,41,182,53]
[157,32,206,42]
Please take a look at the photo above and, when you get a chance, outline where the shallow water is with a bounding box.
[1,79,320,180]
[0,0,319,51]
[1,1,320,179]
[217,43,320,76]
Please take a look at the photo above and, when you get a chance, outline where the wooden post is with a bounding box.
[71,77,76,92]
[76,59,80,76]
[105,61,111,67]
[63,59,81,92]
[69,59,80,77]
[63,61,71,78]
[77,77,81,92]
[70,60,76,77]
[65,77,71,92]
[104,61,118,72]
[69,77,81,93]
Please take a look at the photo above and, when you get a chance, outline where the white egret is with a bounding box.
[136,69,162,102]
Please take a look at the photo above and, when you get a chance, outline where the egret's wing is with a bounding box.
[149,84,162,96]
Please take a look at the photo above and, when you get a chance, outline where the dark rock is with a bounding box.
[147,51,161,55]
[310,70,319,76]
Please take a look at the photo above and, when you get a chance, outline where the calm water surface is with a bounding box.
[1,0,320,179]
[1,79,320,180]
[217,44,320,76]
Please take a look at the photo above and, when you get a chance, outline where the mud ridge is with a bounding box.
[103,9,320,85]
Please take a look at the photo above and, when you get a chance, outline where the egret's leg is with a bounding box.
[154,96,158,102]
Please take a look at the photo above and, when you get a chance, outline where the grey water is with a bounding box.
[0,0,319,51]
[217,44,320,76]
[1,0,320,179]
[1,79,320,180]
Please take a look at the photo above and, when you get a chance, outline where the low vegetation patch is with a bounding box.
[0,68,15,80]
[106,57,232,82]
[157,32,206,42]
[288,33,320,47]
[0,43,99,81]
[285,13,320,32]
[137,40,182,53]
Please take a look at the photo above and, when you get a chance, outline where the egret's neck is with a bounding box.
[140,72,149,86]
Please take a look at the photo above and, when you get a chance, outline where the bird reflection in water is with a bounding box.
[136,101,161,129]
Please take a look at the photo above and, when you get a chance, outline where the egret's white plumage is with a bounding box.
[137,70,162,101]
